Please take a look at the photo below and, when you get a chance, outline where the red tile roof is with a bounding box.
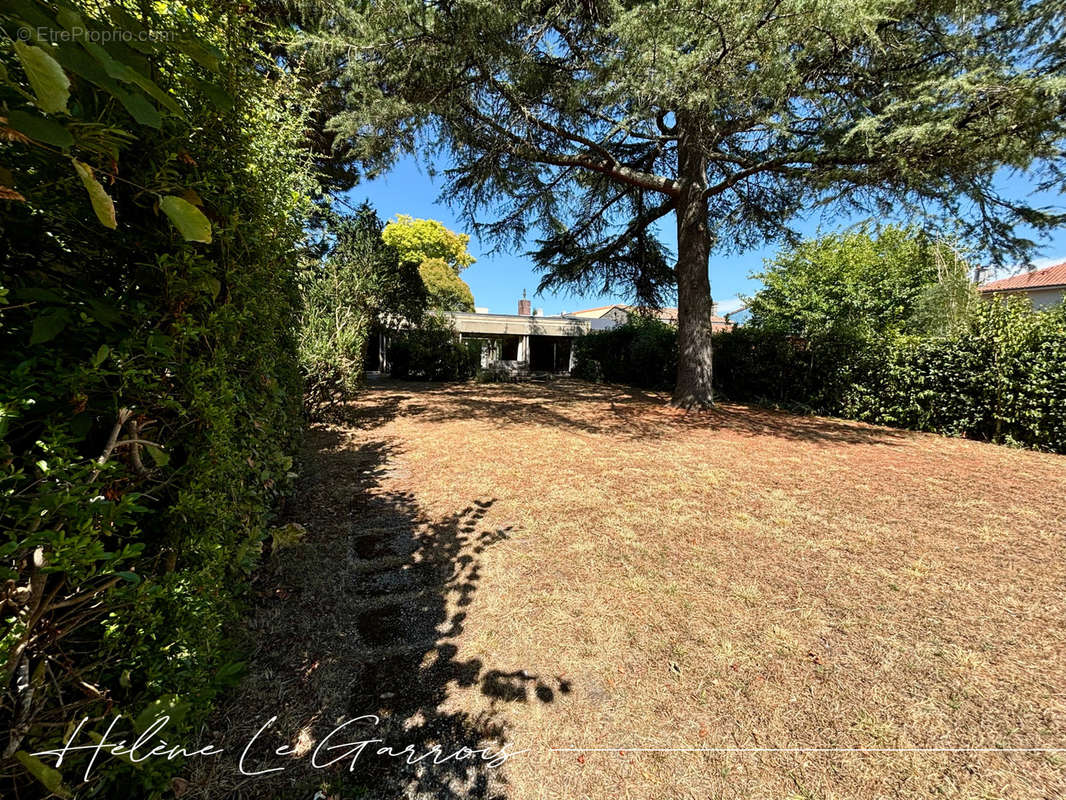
[980,262,1066,293]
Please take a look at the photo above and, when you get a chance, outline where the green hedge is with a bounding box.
[573,316,678,388]
[714,299,1066,452]
[573,303,1065,453]
[1,2,315,796]
[298,204,427,416]
[389,313,482,381]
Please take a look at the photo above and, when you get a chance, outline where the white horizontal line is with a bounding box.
[549,747,1066,754]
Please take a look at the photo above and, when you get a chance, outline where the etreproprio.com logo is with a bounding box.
[10,25,176,43]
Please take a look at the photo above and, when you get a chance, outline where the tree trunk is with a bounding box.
[672,112,715,409]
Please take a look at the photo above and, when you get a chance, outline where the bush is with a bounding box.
[298,204,426,416]
[389,314,481,381]
[573,316,677,388]
[572,303,1065,453]
[714,299,1066,453]
[712,326,879,410]
[476,364,519,383]
[704,227,1066,451]
[748,226,969,340]
[0,3,316,795]
[848,300,1066,448]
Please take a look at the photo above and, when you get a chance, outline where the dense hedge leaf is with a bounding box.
[713,300,1066,453]
[13,41,70,114]
[573,316,678,389]
[160,195,212,243]
[0,2,319,796]
[577,303,1065,453]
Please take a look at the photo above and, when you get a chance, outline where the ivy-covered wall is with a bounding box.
[1,2,316,795]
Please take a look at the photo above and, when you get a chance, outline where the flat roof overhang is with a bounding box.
[446,311,591,337]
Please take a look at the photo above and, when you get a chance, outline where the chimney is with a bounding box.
[518,289,531,316]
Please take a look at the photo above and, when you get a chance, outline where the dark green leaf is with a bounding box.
[14,752,70,798]
[100,39,151,76]
[105,7,162,54]
[83,41,132,82]
[125,69,183,116]
[7,110,74,148]
[51,42,118,90]
[12,288,64,303]
[189,78,234,112]
[146,332,174,354]
[106,6,149,35]
[30,309,70,345]
[83,40,182,116]
[5,0,55,30]
[116,90,161,128]
[87,298,122,326]
[174,37,221,72]
[143,445,168,466]
[48,44,162,128]
[199,275,222,300]
[55,8,84,32]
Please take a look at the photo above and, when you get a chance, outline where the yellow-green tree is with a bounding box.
[381,215,476,311]
[418,257,475,311]
[381,215,476,273]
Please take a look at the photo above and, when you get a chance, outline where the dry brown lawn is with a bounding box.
[195,379,1066,800]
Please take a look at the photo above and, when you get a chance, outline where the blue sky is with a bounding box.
[347,155,1066,317]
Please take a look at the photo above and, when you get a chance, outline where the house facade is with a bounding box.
[448,307,590,374]
[979,262,1066,309]
[368,297,737,377]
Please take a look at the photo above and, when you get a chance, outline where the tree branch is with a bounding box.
[463,99,680,196]
[553,195,677,264]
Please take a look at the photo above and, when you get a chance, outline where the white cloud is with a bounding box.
[1027,255,1066,270]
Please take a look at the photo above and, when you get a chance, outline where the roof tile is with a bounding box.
[980,262,1066,292]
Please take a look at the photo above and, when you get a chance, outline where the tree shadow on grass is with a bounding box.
[196,426,566,800]
[341,378,914,448]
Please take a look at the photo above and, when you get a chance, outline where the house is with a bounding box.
[563,304,735,332]
[979,261,1066,309]
[449,299,590,374]
[367,297,591,376]
[368,296,736,377]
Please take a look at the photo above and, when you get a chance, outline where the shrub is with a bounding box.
[574,304,1065,453]
[747,226,969,339]
[0,2,316,795]
[476,364,519,383]
[298,204,426,416]
[573,316,677,388]
[389,314,481,381]
[714,299,1066,453]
